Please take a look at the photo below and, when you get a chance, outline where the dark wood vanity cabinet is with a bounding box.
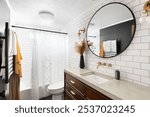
[64,73,86,100]
[64,72,111,100]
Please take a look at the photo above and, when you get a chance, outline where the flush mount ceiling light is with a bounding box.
[39,11,55,21]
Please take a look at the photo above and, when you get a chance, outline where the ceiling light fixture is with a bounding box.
[39,11,55,21]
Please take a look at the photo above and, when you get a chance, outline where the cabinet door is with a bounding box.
[64,90,75,100]
[65,74,86,96]
[86,87,111,100]
[64,72,112,100]
[65,83,85,100]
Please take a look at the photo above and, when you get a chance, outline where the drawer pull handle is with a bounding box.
[70,80,75,84]
[70,91,76,95]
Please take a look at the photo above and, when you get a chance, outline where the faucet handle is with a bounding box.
[97,62,101,65]
[108,63,112,67]
[96,62,101,69]
[103,63,107,66]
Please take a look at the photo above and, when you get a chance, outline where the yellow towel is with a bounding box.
[14,32,23,78]
[99,41,104,57]
[9,73,20,100]
[9,32,22,100]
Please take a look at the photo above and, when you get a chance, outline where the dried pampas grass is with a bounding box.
[75,40,87,55]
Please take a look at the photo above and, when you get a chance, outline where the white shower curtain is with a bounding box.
[31,31,67,100]
[14,28,68,100]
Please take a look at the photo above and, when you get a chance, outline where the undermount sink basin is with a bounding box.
[81,72,109,84]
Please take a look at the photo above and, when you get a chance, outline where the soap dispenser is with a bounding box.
[115,70,120,80]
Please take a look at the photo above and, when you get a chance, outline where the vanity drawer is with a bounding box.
[66,83,85,100]
[65,90,75,100]
[64,72,112,100]
[65,74,86,96]
[86,87,110,100]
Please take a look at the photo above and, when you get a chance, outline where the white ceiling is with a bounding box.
[8,0,99,31]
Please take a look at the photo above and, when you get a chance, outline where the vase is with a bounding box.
[79,55,85,69]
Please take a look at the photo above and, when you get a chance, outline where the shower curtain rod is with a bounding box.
[12,25,68,35]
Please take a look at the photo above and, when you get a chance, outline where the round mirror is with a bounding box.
[86,2,136,58]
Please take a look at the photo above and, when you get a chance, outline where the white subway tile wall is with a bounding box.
[66,0,150,87]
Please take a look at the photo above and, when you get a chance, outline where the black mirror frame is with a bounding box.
[86,2,136,58]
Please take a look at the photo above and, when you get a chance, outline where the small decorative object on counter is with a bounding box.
[80,55,85,69]
[75,39,87,69]
[115,70,120,80]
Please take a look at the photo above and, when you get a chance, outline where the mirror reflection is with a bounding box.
[87,3,136,58]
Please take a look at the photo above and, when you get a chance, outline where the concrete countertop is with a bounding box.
[64,68,150,100]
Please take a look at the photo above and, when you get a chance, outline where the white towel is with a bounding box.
[103,41,111,52]
[110,40,117,53]
[9,30,17,56]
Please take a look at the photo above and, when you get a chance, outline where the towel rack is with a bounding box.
[0,22,14,99]
[0,22,9,83]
